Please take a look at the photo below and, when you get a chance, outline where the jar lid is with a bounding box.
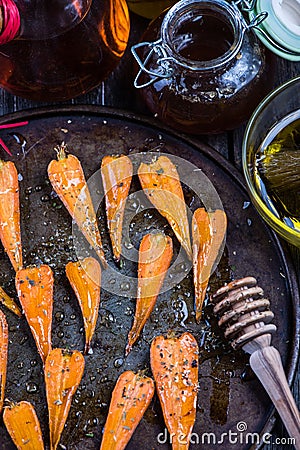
[248,0,300,61]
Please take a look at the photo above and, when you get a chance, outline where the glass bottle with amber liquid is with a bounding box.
[0,0,130,101]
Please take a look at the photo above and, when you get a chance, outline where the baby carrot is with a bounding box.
[192,208,211,323]
[138,155,192,259]
[0,159,23,271]
[66,257,101,354]
[0,284,21,316]
[192,208,227,322]
[101,155,133,262]
[3,401,44,450]
[0,309,8,413]
[45,348,85,450]
[15,265,53,364]
[125,232,173,355]
[150,332,199,450]
[100,370,155,450]
[47,143,107,268]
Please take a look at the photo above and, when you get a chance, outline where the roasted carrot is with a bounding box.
[45,348,85,450]
[0,284,21,316]
[125,232,173,355]
[47,143,107,268]
[0,309,8,414]
[192,208,227,322]
[100,370,155,450]
[192,208,211,323]
[138,156,192,259]
[150,332,199,450]
[66,257,101,354]
[101,155,133,262]
[0,159,22,271]
[3,401,44,450]
[15,265,53,364]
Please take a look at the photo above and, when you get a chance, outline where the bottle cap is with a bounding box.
[248,0,300,61]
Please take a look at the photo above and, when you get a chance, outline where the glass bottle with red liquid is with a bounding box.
[0,0,130,101]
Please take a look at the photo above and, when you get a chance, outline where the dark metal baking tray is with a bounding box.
[0,106,299,450]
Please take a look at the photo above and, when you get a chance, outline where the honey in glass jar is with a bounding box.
[132,0,275,134]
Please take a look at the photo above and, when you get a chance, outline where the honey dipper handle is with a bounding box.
[250,346,300,449]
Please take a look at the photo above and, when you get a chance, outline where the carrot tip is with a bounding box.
[97,251,108,269]
[113,253,121,264]
[0,288,22,317]
[195,312,202,323]
[13,308,22,318]
[1,302,22,317]
[125,343,132,357]
[84,341,91,355]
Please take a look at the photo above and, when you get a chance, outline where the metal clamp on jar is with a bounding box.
[131,0,276,134]
[247,0,300,61]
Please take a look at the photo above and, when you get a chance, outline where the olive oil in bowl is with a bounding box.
[254,109,300,233]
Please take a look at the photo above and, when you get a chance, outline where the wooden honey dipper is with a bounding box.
[211,276,300,449]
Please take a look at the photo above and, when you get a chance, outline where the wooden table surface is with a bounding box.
[0,9,299,450]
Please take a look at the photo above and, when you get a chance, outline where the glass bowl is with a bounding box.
[242,76,300,247]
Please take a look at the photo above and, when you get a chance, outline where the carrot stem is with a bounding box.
[54,141,67,160]
[126,232,173,355]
